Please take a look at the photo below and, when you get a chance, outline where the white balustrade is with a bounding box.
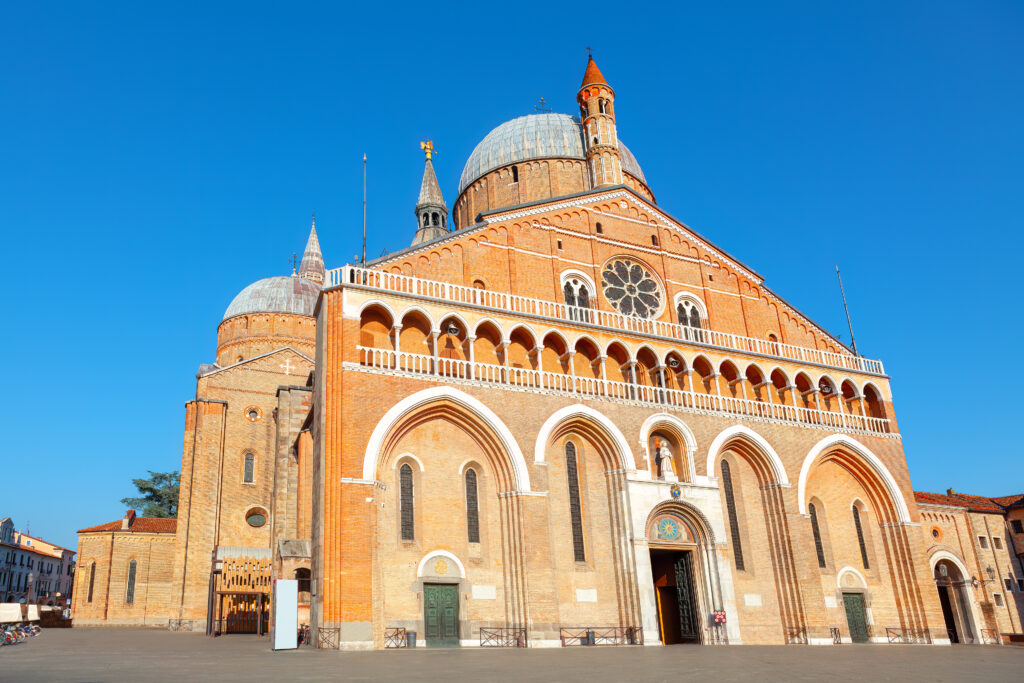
[333,266,885,376]
[356,346,893,437]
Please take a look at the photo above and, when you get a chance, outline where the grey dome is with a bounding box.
[223,276,321,320]
[458,113,646,195]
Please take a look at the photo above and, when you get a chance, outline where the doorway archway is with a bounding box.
[932,556,977,643]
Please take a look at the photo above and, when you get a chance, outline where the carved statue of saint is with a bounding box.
[656,439,676,480]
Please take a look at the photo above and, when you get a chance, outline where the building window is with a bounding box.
[465,469,480,544]
[677,301,702,329]
[1012,520,1023,534]
[720,460,745,571]
[993,537,1003,550]
[511,165,519,183]
[245,508,267,528]
[400,464,414,541]
[994,593,1004,607]
[565,442,586,562]
[853,505,870,569]
[87,563,95,603]
[651,234,659,246]
[243,453,255,484]
[1005,578,1014,592]
[809,503,827,569]
[595,222,603,234]
[1018,578,1024,591]
[557,239,563,250]
[125,560,137,605]
[979,536,989,549]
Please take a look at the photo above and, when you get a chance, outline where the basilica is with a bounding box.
[72,57,1024,647]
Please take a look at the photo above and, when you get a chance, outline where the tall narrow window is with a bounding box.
[720,460,745,571]
[563,282,577,307]
[852,505,869,569]
[809,503,826,568]
[511,165,519,183]
[243,453,254,483]
[565,442,586,562]
[465,469,480,543]
[125,560,137,605]
[400,464,414,541]
[577,287,590,309]
[87,563,95,603]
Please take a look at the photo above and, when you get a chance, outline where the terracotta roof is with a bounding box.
[78,517,177,534]
[580,56,609,88]
[992,494,1024,509]
[914,490,1007,513]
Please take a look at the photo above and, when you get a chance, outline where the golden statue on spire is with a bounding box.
[420,140,435,160]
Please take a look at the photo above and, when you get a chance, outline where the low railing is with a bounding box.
[785,626,808,644]
[559,626,642,646]
[356,346,894,437]
[332,265,885,376]
[317,627,340,649]
[480,627,527,647]
[384,627,408,648]
[885,627,931,644]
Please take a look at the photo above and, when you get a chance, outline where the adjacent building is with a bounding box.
[1,517,76,606]
[73,57,1024,648]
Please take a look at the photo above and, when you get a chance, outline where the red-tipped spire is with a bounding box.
[580,55,609,88]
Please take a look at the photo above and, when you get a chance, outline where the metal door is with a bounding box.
[674,552,700,643]
[842,592,869,643]
[424,584,459,647]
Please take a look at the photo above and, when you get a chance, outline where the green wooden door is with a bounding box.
[424,584,459,647]
[843,593,869,643]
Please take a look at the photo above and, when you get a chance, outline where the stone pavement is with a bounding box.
[2,628,1022,682]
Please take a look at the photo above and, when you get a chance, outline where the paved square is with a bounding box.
[2,629,1022,682]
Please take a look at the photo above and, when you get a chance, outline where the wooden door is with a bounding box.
[424,584,459,647]
[674,553,700,643]
[843,593,869,643]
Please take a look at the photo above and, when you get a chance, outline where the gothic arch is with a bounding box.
[639,413,697,481]
[797,434,910,523]
[416,550,467,579]
[533,404,634,472]
[363,387,531,492]
[705,425,789,484]
[645,499,717,546]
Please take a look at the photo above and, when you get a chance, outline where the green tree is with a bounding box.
[120,470,180,518]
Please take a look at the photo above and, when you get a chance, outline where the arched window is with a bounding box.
[595,222,603,234]
[125,560,137,604]
[465,469,480,543]
[676,298,703,330]
[565,442,586,562]
[422,214,429,228]
[431,212,439,226]
[720,460,744,571]
[563,282,577,308]
[511,165,519,183]
[577,287,590,309]
[809,503,826,568]
[400,464,414,541]
[243,453,254,484]
[562,275,593,322]
[852,505,869,569]
[87,562,95,603]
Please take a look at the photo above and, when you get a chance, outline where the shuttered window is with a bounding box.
[853,505,870,569]
[400,464,414,541]
[465,469,480,543]
[720,460,745,571]
[565,442,586,562]
[809,503,827,568]
[243,453,255,483]
[87,563,95,603]
[125,560,137,604]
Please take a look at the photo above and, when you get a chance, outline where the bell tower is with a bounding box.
[577,55,622,188]
[413,141,449,245]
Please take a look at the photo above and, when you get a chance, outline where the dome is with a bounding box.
[223,276,321,321]
[458,113,646,195]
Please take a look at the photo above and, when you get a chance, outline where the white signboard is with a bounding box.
[272,579,298,651]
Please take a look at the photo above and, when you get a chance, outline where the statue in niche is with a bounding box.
[654,437,677,482]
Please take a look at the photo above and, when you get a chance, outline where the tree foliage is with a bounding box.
[120,470,180,518]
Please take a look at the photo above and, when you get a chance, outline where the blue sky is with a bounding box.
[2,2,1021,549]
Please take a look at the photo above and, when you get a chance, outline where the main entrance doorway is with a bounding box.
[650,550,700,644]
[934,560,975,643]
[423,583,459,647]
[842,592,869,643]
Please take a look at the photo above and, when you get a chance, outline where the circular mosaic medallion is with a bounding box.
[433,559,449,575]
[656,517,682,541]
[670,484,682,499]
[601,258,663,319]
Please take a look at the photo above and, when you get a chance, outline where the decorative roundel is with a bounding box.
[656,517,682,541]
[647,513,693,544]
[670,484,682,499]
[245,507,268,528]
[433,559,449,575]
[931,527,942,541]
[244,406,262,423]
[601,258,663,319]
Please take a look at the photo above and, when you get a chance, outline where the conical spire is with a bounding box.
[298,215,325,285]
[580,55,609,89]
[413,141,449,245]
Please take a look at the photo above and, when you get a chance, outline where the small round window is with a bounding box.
[244,406,262,423]
[246,509,267,528]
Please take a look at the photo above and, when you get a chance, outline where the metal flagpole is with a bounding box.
[366,153,370,268]
[836,265,858,356]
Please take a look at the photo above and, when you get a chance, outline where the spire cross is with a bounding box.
[534,97,552,113]
[289,251,299,274]
[586,46,592,57]
[420,140,435,160]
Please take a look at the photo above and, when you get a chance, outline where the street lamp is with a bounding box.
[26,572,34,604]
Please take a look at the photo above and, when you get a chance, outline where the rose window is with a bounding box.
[601,258,663,318]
